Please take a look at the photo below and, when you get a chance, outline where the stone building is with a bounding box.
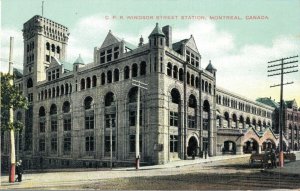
[1,15,280,169]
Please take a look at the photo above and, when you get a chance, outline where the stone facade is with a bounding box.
[0,15,283,170]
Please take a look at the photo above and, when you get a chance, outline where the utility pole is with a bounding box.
[132,79,147,169]
[42,1,44,17]
[110,116,113,169]
[8,37,16,183]
[267,55,298,168]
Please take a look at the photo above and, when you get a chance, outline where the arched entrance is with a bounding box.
[223,141,236,154]
[187,136,198,156]
[262,139,276,152]
[243,139,259,154]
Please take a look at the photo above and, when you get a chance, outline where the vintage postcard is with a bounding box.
[1,0,300,190]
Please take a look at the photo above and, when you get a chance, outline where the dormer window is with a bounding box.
[106,49,112,62]
[100,51,105,64]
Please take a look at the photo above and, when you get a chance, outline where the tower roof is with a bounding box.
[73,54,85,65]
[149,23,165,38]
[206,60,216,71]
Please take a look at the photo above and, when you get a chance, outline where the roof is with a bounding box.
[285,100,294,108]
[206,60,216,71]
[256,97,279,108]
[13,68,23,79]
[148,23,165,38]
[172,39,188,54]
[73,54,85,65]
[62,61,73,72]
[124,40,137,50]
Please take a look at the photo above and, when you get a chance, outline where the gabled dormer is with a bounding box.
[46,57,72,81]
[94,30,136,65]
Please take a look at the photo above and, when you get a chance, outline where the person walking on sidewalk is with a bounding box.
[16,160,24,182]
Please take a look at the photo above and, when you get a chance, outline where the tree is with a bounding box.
[1,73,27,130]
[1,72,28,182]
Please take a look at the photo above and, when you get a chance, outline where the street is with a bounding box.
[1,155,300,190]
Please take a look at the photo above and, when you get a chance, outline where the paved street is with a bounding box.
[1,153,299,190]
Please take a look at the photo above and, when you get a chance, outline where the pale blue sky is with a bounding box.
[1,0,300,104]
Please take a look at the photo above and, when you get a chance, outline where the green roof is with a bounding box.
[13,68,23,79]
[61,61,73,72]
[256,97,279,108]
[73,54,85,65]
[149,23,165,38]
[172,39,188,54]
[206,61,216,71]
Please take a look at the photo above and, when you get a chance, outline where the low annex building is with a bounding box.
[1,15,280,169]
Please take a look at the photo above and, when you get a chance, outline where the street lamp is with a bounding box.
[132,79,147,169]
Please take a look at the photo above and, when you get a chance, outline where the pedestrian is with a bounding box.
[16,160,23,182]
[270,149,277,168]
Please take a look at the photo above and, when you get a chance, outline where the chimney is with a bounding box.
[162,25,172,48]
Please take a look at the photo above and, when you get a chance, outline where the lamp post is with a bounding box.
[132,79,147,169]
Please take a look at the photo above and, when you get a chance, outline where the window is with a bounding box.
[105,92,115,106]
[56,46,60,54]
[50,104,57,115]
[173,66,178,79]
[129,135,142,152]
[51,120,58,132]
[51,44,55,52]
[107,71,112,83]
[101,73,105,85]
[85,114,94,129]
[46,55,50,62]
[106,49,112,62]
[124,66,130,79]
[132,64,138,77]
[39,139,45,151]
[92,75,97,87]
[81,79,85,90]
[63,101,70,113]
[167,63,172,76]
[51,137,57,152]
[114,46,119,59]
[39,121,45,133]
[203,112,209,130]
[27,78,33,88]
[129,110,142,126]
[105,114,116,129]
[63,118,71,131]
[84,96,93,110]
[85,136,94,152]
[86,77,91,88]
[170,135,178,152]
[105,136,115,152]
[170,112,179,127]
[100,51,105,64]
[46,42,50,50]
[140,62,146,75]
[179,68,183,81]
[188,115,195,128]
[114,69,119,82]
[63,136,71,153]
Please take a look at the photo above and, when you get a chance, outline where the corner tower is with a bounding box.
[22,15,69,83]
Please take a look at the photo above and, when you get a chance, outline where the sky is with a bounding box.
[1,0,300,105]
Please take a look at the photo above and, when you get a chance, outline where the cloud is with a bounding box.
[0,27,23,72]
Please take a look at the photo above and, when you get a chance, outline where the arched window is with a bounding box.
[105,92,115,106]
[173,66,178,79]
[191,75,195,86]
[171,89,181,104]
[39,106,46,117]
[84,96,93,110]
[62,101,70,113]
[50,104,57,115]
[27,78,33,88]
[86,77,91,88]
[205,81,208,92]
[195,77,199,88]
[188,94,197,108]
[140,61,146,75]
[114,69,119,82]
[56,46,60,54]
[52,87,55,97]
[46,42,50,50]
[179,68,183,81]
[128,87,138,103]
[224,112,229,128]
[187,72,190,85]
[61,84,64,95]
[48,88,51,98]
[101,73,105,85]
[107,71,112,83]
[124,66,130,79]
[65,83,69,94]
[51,44,55,52]
[45,89,48,99]
[167,63,172,76]
[81,78,85,90]
[92,75,97,87]
[56,86,59,97]
[209,83,212,94]
[132,64,138,77]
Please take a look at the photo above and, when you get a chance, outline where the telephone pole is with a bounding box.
[267,55,298,168]
[132,79,147,169]
[8,37,16,183]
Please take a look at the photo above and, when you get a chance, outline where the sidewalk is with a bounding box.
[263,151,300,176]
[114,154,251,171]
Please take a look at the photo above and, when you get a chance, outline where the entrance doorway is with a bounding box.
[187,136,198,156]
